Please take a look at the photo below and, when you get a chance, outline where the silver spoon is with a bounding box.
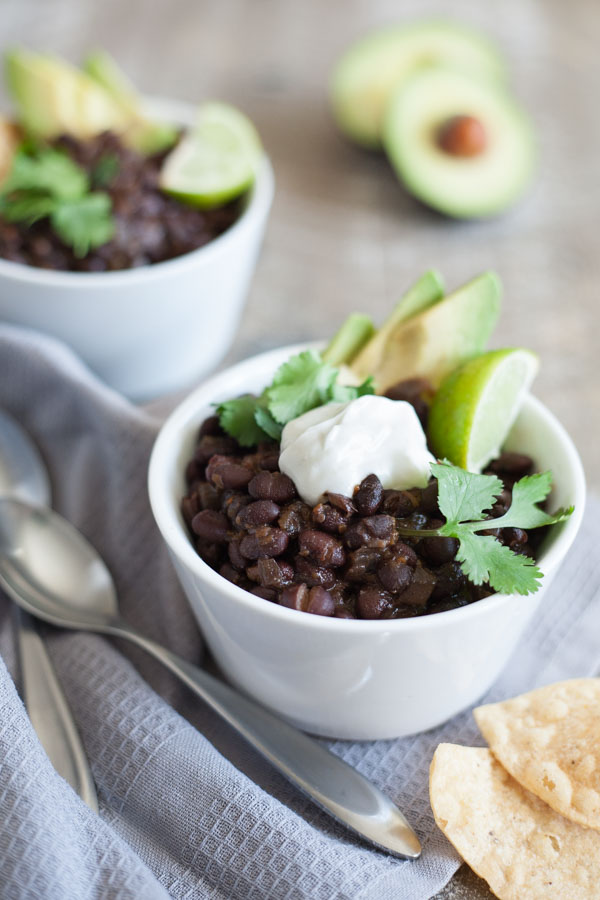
[0,410,98,811]
[0,496,421,859]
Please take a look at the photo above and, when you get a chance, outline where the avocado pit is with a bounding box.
[437,115,487,157]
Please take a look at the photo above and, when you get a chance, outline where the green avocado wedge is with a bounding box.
[383,66,536,218]
[351,270,445,380]
[350,271,501,391]
[83,50,178,154]
[5,48,129,139]
[330,20,505,149]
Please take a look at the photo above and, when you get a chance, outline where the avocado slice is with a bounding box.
[83,51,178,154]
[383,66,535,218]
[330,20,505,149]
[351,271,501,391]
[321,313,376,366]
[351,270,444,379]
[5,49,130,139]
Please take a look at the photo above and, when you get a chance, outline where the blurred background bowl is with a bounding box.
[148,343,585,741]
[0,97,274,400]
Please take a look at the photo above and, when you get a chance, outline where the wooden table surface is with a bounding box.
[2,1,598,897]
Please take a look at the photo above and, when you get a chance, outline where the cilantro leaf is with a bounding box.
[216,395,266,447]
[330,375,376,403]
[50,193,114,258]
[0,193,57,225]
[481,471,573,531]
[2,148,89,201]
[398,462,574,596]
[433,460,504,529]
[0,146,115,257]
[92,153,119,188]
[254,404,283,441]
[266,351,338,424]
[456,531,543,595]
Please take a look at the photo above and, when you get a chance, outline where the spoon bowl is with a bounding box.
[0,499,118,628]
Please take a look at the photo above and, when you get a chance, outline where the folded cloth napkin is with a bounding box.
[0,323,598,900]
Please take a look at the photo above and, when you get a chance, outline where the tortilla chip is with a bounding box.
[430,744,600,900]
[474,679,600,831]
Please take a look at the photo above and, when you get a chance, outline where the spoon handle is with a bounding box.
[15,606,98,812]
[107,619,421,859]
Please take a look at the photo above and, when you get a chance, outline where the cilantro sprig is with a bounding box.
[398,462,573,595]
[0,145,114,257]
[216,349,375,446]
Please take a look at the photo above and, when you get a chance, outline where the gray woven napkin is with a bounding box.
[0,323,598,900]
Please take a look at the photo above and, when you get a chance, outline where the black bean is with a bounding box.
[502,527,528,549]
[334,607,356,619]
[222,492,251,523]
[196,482,221,511]
[278,501,312,536]
[191,509,229,542]
[354,474,384,516]
[181,493,201,526]
[307,587,335,617]
[381,489,419,517]
[344,548,382,582]
[391,542,418,567]
[257,558,294,589]
[419,481,440,516]
[401,567,437,608]
[258,450,280,471]
[487,452,533,477]
[357,586,395,619]
[279,583,309,611]
[239,526,289,559]
[236,500,280,529]
[298,530,346,567]
[294,556,336,588]
[219,562,244,584]
[207,458,252,490]
[250,586,278,602]
[195,436,238,465]
[429,561,466,602]
[344,515,397,550]
[248,471,296,502]
[419,536,459,566]
[199,415,223,437]
[195,539,222,569]
[377,559,413,593]
[312,503,348,533]
[228,538,246,571]
[326,493,356,516]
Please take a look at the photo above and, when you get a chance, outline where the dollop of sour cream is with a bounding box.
[278,395,436,506]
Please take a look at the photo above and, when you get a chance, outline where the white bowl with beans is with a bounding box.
[148,343,586,740]
[0,98,274,400]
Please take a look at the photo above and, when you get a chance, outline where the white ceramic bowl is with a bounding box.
[0,98,274,400]
[148,344,586,740]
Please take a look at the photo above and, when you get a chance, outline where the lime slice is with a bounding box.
[159,101,263,209]
[427,348,539,472]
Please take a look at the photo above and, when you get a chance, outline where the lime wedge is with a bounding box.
[159,101,263,209]
[427,348,539,472]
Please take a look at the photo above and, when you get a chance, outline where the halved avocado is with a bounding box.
[330,20,505,149]
[5,49,130,139]
[383,66,535,218]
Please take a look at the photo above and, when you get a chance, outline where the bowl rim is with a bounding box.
[148,341,586,635]
[0,95,275,287]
